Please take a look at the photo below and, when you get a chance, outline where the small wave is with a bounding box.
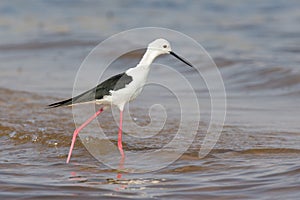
[0,40,98,52]
[0,88,75,147]
[236,148,300,155]
[221,60,300,93]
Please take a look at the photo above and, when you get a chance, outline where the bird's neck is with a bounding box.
[137,49,158,69]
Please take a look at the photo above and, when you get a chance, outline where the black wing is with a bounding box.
[48,72,133,108]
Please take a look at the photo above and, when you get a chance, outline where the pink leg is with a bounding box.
[66,108,104,163]
[118,110,125,157]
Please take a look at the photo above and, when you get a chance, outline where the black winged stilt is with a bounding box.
[48,38,194,163]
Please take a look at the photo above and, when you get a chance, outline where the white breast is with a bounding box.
[102,66,151,111]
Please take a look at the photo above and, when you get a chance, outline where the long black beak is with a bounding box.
[170,51,194,68]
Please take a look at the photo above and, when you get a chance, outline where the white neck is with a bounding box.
[137,49,159,69]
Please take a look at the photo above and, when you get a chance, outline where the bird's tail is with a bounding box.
[47,98,73,108]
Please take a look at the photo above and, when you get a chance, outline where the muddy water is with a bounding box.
[1,0,300,199]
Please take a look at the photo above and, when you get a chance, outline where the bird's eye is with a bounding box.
[163,44,167,48]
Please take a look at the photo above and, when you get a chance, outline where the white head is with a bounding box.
[148,38,172,54]
[147,38,194,68]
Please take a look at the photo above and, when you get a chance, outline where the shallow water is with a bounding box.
[1,0,300,199]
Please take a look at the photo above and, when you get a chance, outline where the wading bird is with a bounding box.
[48,38,194,163]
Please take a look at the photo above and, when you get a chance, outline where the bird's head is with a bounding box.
[148,38,194,68]
[148,38,172,54]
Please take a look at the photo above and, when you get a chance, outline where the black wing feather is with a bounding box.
[48,72,133,108]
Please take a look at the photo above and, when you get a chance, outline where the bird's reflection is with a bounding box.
[117,155,125,179]
[68,154,127,190]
